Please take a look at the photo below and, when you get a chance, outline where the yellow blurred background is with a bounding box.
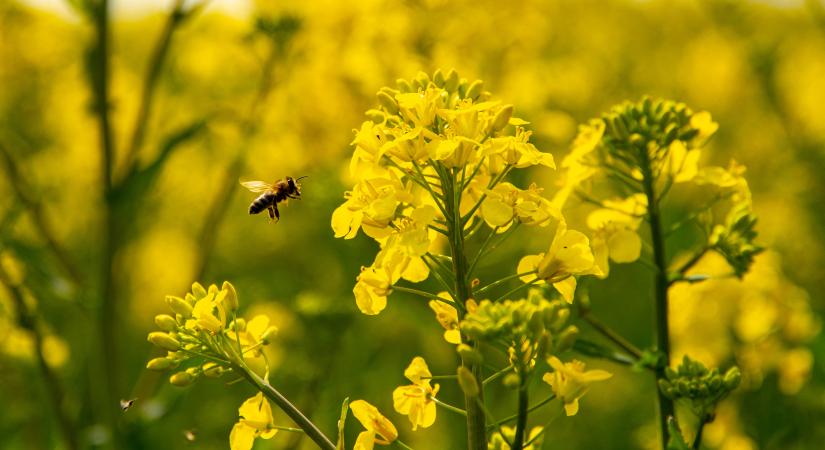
[1,0,824,448]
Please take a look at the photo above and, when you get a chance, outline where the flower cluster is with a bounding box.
[332,69,567,315]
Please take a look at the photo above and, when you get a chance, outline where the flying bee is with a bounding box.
[240,176,306,222]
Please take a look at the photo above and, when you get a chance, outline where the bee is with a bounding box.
[240,176,306,222]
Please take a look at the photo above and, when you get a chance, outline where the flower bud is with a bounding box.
[231,317,247,332]
[502,373,521,389]
[148,332,180,351]
[166,296,193,317]
[207,284,219,295]
[191,282,207,299]
[550,308,570,330]
[154,314,178,332]
[433,69,445,87]
[366,109,386,124]
[147,357,177,371]
[456,344,483,365]
[261,326,279,345]
[723,367,741,390]
[202,362,223,378]
[528,310,545,336]
[444,69,459,92]
[221,281,239,312]
[396,78,413,93]
[170,371,195,387]
[465,80,483,100]
[554,325,578,353]
[491,105,514,132]
[457,367,479,397]
[414,71,430,89]
[377,91,399,115]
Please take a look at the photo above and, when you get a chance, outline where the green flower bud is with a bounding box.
[414,71,430,89]
[202,362,223,378]
[457,78,469,97]
[444,69,459,92]
[551,308,570,330]
[456,344,483,365]
[465,80,483,100]
[148,332,181,351]
[231,317,247,332]
[664,367,678,380]
[377,91,399,115]
[221,281,239,312]
[554,325,578,353]
[457,367,479,397]
[658,379,674,399]
[536,331,553,360]
[154,314,178,332]
[723,367,741,390]
[502,373,521,390]
[146,357,176,371]
[528,310,545,337]
[433,69,445,87]
[170,371,195,387]
[491,105,514,132]
[184,293,197,305]
[191,282,207,299]
[166,296,193,318]
[396,78,413,93]
[366,109,386,124]
[261,326,278,345]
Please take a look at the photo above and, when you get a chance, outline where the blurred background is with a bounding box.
[1,0,824,448]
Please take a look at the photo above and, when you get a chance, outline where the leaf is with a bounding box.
[336,397,349,450]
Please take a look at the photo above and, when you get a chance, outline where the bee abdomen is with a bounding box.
[249,192,275,214]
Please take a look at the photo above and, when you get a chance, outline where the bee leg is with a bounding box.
[273,204,280,222]
[267,206,276,221]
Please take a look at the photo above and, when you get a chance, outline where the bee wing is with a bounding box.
[240,180,272,193]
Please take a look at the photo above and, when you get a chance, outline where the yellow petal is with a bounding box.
[354,282,387,315]
[401,257,429,283]
[354,430,376,450]
[607,229,642,263]
[553,277,577,303]
[229,423,255,450]
[481,198,514,227]
[444,329,462,344]
[404,357,432,384]
[563,399,580,416]
[332,204,360,239]
[517,254,543,283]
[238,393,273,430]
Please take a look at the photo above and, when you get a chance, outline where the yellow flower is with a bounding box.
[480,182,559,229]
[392,357,440,430]
[190,291,226,334]
[587,194,646,277]
[349,120,392,179]
[353,265,394,315]
[663,140,700,183]
[517,221,599,302]
[428,293,461,344]
[690,111,719,141]
[227,315,276,358]
[229,392,277,450]
[483,126,556,169]
[332,176,410,240]
[350,400,398,450]
[542,357,612,416]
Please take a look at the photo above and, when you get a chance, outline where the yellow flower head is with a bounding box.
[353,265,394,315]
[543,356,612,416]
[332,176,411,240]
[229,392,277,450]
[587,194,646,277]
[518,220,599,302]
[480,182,559,229]
[392,357,440,430]
[350,400,398,450]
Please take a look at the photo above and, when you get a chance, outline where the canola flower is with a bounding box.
[392,357,440,430]
[349,400,398,450]
[543,356,612,416]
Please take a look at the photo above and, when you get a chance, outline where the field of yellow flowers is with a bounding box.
[1,0,824,449]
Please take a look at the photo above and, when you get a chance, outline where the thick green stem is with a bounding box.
[236,365,335,450]
[442,168,487,450]
[639,151,675,448]
[511,381,529,449]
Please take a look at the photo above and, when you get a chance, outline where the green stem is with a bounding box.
[639,143,676,448]
[580,312,643,359]
[442,166,487,450]
[510,381,529,449]
[467,226,499,276]
[235,364,335,450]
[482,365,513,385]
[693,419,706,450]
[494,279,540,303]
[488,394,556,429]
[430,396,467,416]
[475,271,536,296]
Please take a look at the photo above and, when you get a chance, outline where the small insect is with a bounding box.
[240,176,306,222]
[120,398,137,411]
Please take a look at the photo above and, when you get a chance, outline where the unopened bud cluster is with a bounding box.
[461,289,577,377]
[145,281,277,387]
[709,204,762,278]
[659,356,741,419]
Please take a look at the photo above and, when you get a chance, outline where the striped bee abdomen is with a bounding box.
[249,192,276,215]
